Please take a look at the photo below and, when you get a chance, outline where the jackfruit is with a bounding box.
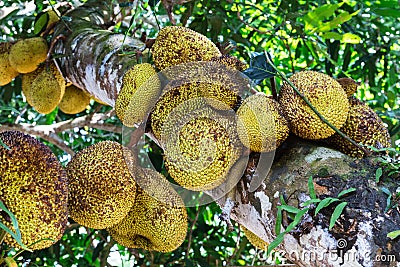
[8,37,48,73]
[29,63,65,114]
[115,63,160,127]
[325,97,391,158]
[164,116,242,191]
[0,42,18,86]
[58,85,90,114]
[278,71,349,140]
[241,226,268,251]
[151,26,221,70]
[210,54,247,71]
[336,77,359,97]
[108,168,187,252]
[21,65,44,106]
[236,93,289,152]
[0,130,68,250]
[66,141,137,229]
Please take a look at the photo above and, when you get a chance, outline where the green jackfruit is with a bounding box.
[237,93,289,152]
[58,85,90,114]
[0,130,68,250]
[21,65,44,106]
[66,141,137,229]
[8,37,48,73]
[278,71,349,140]
[29,63,65,114]
[325,97,391,158]
[151,26,221,70]
[115,63,160,126]
[0,42,18,86]
[108,168,187,253]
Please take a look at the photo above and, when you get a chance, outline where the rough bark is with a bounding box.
[51,1,400,266]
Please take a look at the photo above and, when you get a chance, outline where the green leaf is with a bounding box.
[376,167,383,183]
[303,3,344,30]
[341,33,361,44]
[308,176,316,199]
[387,230,400,240]
[301,198,321,207]
[317,11,354,32]
[0,139,10,150]
[337,188,356,198]
[322,31,343,40]
[315,198,339,215]
[278,205,301,214]
[372,8,400,18]
[0,201,21,240]
[266,232,285,257]
[329,202,347,230]
[242,52,276,85]
[275,209,282,235]
[34,12,49,35]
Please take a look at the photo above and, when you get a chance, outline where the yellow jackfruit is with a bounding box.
[58,85,90,114]
[0,130,68,250]
[115,63,160,127]
[0,42,18,86]
[151,26,221,70]
[66,141,137,229]
[29,63,65,114]
[237,93,289,152]
[8,37,48,73]
[108,168,187,253]
[278,71,349,140]
[210,54,247,71]
[21,65,45,106]
[164,116,242,191]
[325,97,391,158]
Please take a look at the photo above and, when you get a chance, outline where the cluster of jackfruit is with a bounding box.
[0,131,68,250]
[65,141,188,252]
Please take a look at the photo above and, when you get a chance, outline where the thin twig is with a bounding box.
[186,206,202,257]
[264,52,371,156]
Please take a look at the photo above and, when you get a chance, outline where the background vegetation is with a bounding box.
[0,0,399,266]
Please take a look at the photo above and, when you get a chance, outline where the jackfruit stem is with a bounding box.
[264,51,371,157]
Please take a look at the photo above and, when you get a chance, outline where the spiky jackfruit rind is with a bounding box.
[0,42,19,86]
[66,141,137,229]
[164,116,241,191]
[278,71,349,140]
[325,97,391,158]
[0,130,68,250]
[108,168,187,253]
[241,226,268,251]
[237,94,289,152]
[210,55,247,71]
[58,85,90,114]
[151,26,221,70]
[21,65,44,106]
[8,37,48,73]
[115,63,160,127]
[29,63,65,114]
[336,77,359,97]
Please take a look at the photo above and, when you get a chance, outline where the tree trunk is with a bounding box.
[53,1,400,266]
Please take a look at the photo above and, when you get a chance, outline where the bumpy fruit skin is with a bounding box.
[241,226,268,251]
[336,77,359,97]
[325,97,391,158]
[21,65,45,106]
[278,71,349,140]
[0,131,68,250]
[115,63,160,126]
[237,94,289,152]
[8,37,48,73]
[151,26,221,70]
[0,43,19,86]
[210,55,247,71]
[164,116,242,191]
[108,168,187,253]
[29,63,65,114]
[66,141,137,229]
[58,85,90,114]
